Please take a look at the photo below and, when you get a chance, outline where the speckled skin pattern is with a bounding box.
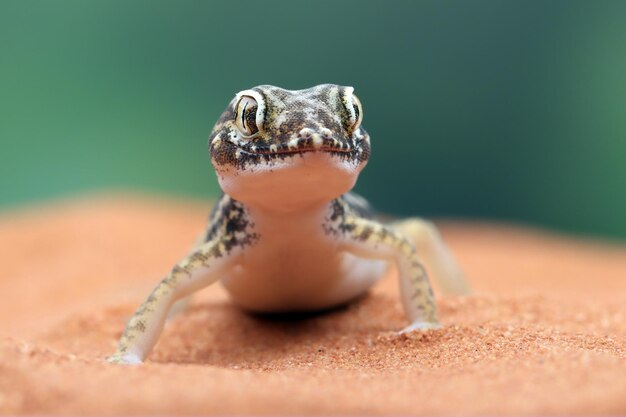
[108,85,468,364]
[209,85,369,169]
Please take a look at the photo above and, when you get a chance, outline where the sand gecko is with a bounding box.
[108,84,469,364]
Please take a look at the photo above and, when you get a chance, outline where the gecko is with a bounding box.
[108,84,469,364]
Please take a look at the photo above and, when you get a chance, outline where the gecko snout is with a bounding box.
[296,127,349,151]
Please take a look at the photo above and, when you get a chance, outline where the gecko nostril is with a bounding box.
[320,128,333,139]
[298,128,314,138]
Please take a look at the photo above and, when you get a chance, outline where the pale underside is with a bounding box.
[219,207,389,312]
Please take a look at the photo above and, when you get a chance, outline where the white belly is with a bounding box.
[219,207,388,312]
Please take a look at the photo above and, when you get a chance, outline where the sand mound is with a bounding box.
[0,194,624,415]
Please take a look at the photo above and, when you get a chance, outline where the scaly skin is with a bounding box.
[109,84,468,364]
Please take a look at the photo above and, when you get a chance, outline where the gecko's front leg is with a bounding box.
[107,238,238,364]
[330,202,440,330]
[391,218,470,296]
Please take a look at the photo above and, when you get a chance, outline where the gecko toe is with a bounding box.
[399,321,442,335]
[106,352,143,365]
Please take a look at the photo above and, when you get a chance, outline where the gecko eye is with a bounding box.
[350,94,363,131]
[235,95,260,137]
[342,88,363,132]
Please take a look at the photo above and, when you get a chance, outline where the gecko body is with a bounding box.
[109,84,469,364]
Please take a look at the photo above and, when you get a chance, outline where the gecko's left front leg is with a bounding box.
[329,203,440,331]
[107,237,239,364]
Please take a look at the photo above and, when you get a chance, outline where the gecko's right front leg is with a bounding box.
[107,238,239,365]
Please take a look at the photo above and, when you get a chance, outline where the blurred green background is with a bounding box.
[1,0,625,239]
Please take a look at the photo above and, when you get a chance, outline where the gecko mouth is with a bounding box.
[241,145,354,156]
[237,137,357,157]
[210,133,369,168]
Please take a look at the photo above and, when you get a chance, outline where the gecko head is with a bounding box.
[208,84,371,211]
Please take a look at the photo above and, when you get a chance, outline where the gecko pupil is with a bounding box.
[241,101,248,130]
[244,105,258,134]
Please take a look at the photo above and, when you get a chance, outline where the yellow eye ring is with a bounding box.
[350,93,363,131]
[233,89,265,138]
[235,95,259,137]
[342,87,363,132]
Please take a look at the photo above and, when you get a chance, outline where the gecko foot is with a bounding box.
[106,352,143,365]
[398,321,442,335]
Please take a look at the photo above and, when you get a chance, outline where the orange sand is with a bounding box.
[0,194,624,415]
